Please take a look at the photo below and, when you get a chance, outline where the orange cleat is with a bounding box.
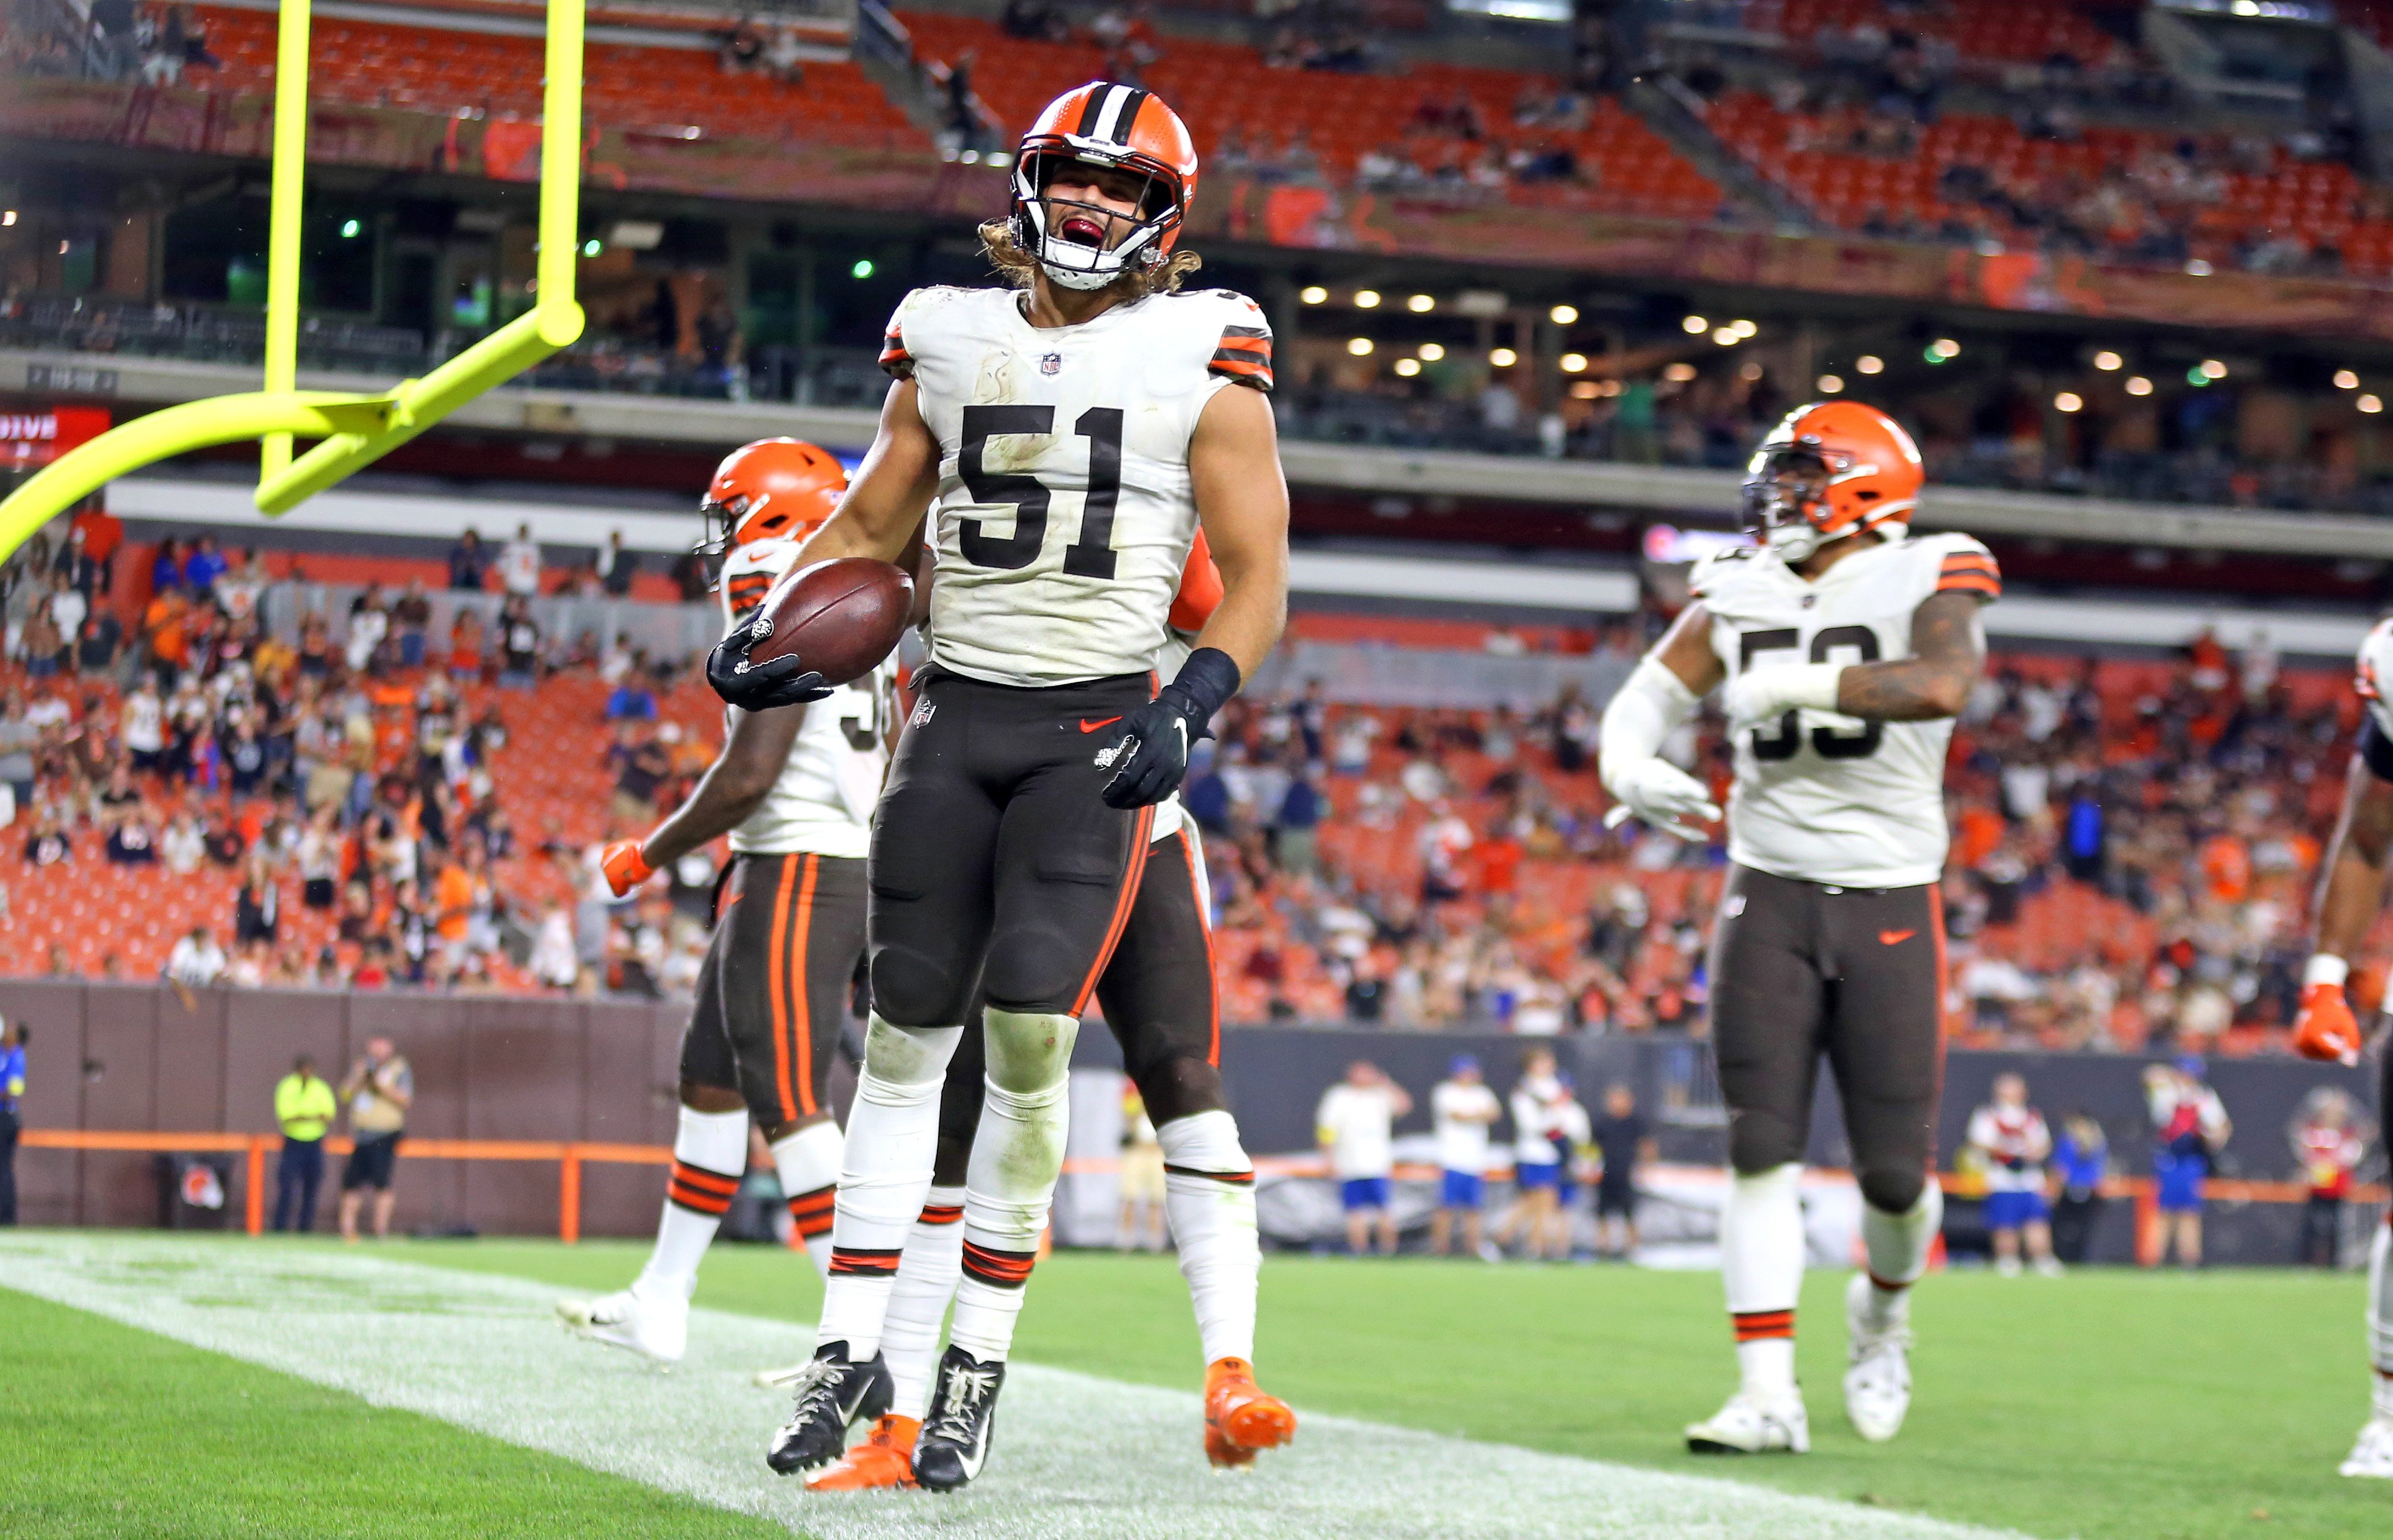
[1203,1357,1296,1468]
[804,1414,919,1491]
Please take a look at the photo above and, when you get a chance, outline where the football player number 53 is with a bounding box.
[1738,626,1883,761]
[958,404,1125,579]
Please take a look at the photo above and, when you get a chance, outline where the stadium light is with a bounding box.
[1407,294,1435,312]
[1551,304,1579,324]
[2054,392,2083,413]
[2364,395,2386,414]
[2126,376,2154,395]
[1570,380,1599,399]
[1491,347,1519,367]
[2200,359,2227,380]
[1817,373,1845,393]
[340,219,361,238]
[850,259,874,279]
[1731,320,1757,338]
[1354,290,1382,309]
[1418,343,1446,361]
[1300,285,1328,304]
[1856,355,1884,375]
[1928,338,1960,362]
[1347,337,1374,356]
[1682,315,1709,335]
[2186,258,2215,276]
[1738,360,1764,382]
[1710,328,1736,346]
[1394,357,1421,376]
[1,211,13,226]
[2337,369,2361,389]
[1663,362,1696,382]
[580,238,601,257]
[2093,351,2123,371]
[1561,353,1588,372]
[2187,365,2212,387]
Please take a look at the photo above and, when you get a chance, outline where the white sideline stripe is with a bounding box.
[0,1234,2020,1540]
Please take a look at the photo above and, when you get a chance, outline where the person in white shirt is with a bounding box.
[1316,1059,1412,1255]
[1496,1047,1568,1259]
[1965,1073,2061,1277]
[1429,1055,1502,1259]
[497,521,543,597]
[163,925,227,987]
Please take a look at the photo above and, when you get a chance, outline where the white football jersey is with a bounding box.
[718,537,895,859]
[2354,616,2393,739]
[1693,531,2000,889]
[881,282,1271,688]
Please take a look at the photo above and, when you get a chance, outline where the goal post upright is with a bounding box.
[0,0,590,548]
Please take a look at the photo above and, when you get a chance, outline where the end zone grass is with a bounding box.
[4,1234,2381,1539]
[432,1239,2383,1540]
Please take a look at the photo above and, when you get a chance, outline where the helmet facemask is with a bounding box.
[1010,146,1182,292]
[1741,442,1876,565]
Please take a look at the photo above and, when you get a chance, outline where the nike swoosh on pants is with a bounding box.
[1878,929,1915,946]
[1079,717,1122,734]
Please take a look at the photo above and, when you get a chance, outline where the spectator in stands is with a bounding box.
[2145,1058,2231,1268]
[2294,1088,2366,1269]
[22,811,70,867]
[1419,798,1474,904]
[21,595,59,682]
[346,584,390,676]
[448,528,489,591]
[605,667,658,723]
[149,535,183,596]
[214,548,265,626]
[76,611,121,679]
[0,692,38,813]
[2049,1109,2108,1263]
[271,1054,336,1233]
[183,533,227,596]
[45,571,86,676]
[496,597,540,689]
[1275,760,1324,878]
[235,852,281,947]
[337,1037,411,1242]
[609,721,670,825]
[103,808,157,865]
[1429,1055,1501,1259]
[392,579,433,667]
[596,531,636,598]
[0,1020,24,1227]
[1318,1059,1410,1255]
[1000,0,1071,41]
[163,925,226,987]
[1590,1082,1651,1261]
[497,522,542,598]
[159,811,204,874]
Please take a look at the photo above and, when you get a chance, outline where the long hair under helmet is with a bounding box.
[1740,401,1923,565]
[1009,81,1199,293]
[698,438,846,557]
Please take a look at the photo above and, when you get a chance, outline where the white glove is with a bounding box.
[1721,662,1844,732]
[1601,758,1720,843]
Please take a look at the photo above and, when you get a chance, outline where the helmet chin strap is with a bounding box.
[1765,523,1821,565]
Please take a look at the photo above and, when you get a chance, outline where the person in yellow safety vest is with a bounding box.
[273,1055,338,1234]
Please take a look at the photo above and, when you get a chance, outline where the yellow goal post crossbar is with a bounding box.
[0,0,589,552]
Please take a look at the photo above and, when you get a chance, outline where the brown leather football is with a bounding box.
[745,557,913,687]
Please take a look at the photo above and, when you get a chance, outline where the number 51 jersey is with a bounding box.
[1692,532,2001,889]
[881,283,1272,687]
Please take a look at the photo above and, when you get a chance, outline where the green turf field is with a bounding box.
[4,1233,2386,1539]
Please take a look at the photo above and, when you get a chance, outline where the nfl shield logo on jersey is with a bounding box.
[1040,351,1063,376]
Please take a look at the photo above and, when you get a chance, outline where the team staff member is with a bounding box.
[1603,401,1996,1454]
[1318,1061,1410,1257]
[0,1020,24,1227]
[273,1055,337,1234]
[720,79,1289,1489]
[559,439,902,1372]
[1429,1055,1501,1259]
[337,1037,412,1242]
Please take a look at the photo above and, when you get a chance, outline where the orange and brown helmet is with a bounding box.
[698,438,845,555]
[1010,81,1199,292]
[1740,400,1923,563]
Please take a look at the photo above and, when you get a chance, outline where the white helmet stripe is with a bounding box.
[1091,84,1138,143]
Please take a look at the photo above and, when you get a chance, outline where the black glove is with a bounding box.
[1096,647,1241,809]
[705,615,832,711]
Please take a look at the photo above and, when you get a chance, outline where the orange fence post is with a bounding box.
[559,1145,581,1246]
[245,1134,268,1237]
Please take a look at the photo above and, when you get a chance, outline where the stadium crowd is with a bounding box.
[0,512,2368,1061]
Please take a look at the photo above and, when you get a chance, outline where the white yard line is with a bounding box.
[0,1233,2023,1540]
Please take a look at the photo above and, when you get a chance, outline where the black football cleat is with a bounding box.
[913,1345,1006,1491]
[764,1342,895,1475]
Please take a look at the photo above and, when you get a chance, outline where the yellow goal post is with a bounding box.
[0,0,590,551]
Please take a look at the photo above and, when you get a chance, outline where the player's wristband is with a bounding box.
[1159,646,1241,733]
[2305,953,2350,989]
[1765,662,1846,715]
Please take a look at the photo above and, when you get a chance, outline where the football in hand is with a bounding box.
[745,557,913,687]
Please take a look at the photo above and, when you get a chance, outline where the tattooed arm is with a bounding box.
[1834,590,1987,721]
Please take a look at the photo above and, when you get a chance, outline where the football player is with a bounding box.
[1600,401,1995,1454]
[711,80,1289,1490]
[786,538,1295,1489]
[2285,615,2393,1479]
[556,440,895,1403]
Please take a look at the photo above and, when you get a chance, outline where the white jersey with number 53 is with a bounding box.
[2353,616,2393,740]
[881,283,1271,687]
[1692,532,2001,889]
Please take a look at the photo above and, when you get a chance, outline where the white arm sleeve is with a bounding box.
[1599,656,1703,798]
